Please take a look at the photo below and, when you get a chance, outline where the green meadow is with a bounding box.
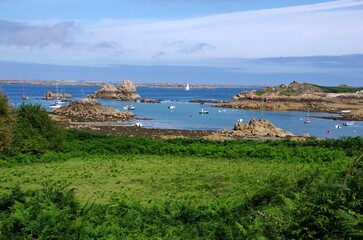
[0,154,310,205]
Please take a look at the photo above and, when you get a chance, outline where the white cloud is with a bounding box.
[0,20,74,47]
[1,0,363,66]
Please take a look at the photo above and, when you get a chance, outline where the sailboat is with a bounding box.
[49,85,63,109]
[199,109,209,114]
[304,108,311,124]
[56,88,66,105]
[185,83,190,91]
[22,84,29,100]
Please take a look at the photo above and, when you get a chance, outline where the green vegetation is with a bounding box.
[0,92,15,154]
[254,83,362,96]
[316,85,363,93]
[0,93,362,239]
[0,95,64,158]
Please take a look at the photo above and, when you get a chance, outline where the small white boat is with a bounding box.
[49,102,62,109]
[335,124,341,129]
[199,109,209,114]
[340,110,351,114]
[168,105,176,109]
[123,105,135,110]
[343,122,354,126]
[185,83,190,91]
[236,118,243,123]
[304,108,311,124]
[21,84,30,100]
[56,100,66,105]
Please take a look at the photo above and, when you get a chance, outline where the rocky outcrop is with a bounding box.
[205,118,296,140]
[45,91,72,100]
[89,80,141,101]
[140,98,162,103]
[45,92,61,100]
[51,98,134,122]
[232,118,294,137]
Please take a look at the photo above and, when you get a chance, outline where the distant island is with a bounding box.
[0,79,262,89]
[216,81,363,121]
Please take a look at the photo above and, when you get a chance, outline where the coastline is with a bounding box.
[52,118,313,141]
[0,79,262,89]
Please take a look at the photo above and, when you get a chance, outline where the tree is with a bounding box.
[13,103,64,155]
[0,92,15,154]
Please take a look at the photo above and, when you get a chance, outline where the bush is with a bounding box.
[0,186,94,239]
[13,104,64,155]
[0,92,15,154]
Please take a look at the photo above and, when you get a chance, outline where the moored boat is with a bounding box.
[185,83,190,91]
[49,102,62,109]
[123,105,135,110]
[199,109,209,114]
[343,121,354,126]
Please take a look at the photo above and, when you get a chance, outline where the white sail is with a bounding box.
[185,83,190,91]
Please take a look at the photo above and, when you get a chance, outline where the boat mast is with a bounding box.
[261,96,264,119]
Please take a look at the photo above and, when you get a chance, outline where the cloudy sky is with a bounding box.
[0,0,363,85]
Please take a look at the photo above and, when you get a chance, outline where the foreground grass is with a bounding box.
[0,155,310,204]
[0,131,362,239]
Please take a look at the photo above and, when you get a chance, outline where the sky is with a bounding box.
[0,0,363,86]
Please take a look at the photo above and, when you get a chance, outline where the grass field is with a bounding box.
[0,154,310,204]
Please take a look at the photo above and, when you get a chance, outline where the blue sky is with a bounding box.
[0,0,363,86]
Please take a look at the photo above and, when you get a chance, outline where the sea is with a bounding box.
[1,83,362,139]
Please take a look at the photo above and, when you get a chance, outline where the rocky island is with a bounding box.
[216,81,363,121]
[50,98,134,123]
[89,80,141,101]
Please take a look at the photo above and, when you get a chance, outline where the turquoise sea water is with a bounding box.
[1,83,362,139]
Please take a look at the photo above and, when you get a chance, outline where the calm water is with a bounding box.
[1,83,362,139]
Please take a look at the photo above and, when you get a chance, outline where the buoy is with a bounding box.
[189,114,192,117]
[327,129,331,133]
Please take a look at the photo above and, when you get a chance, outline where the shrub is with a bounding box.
[13,104,64,155]
[0,92,16,154]
[0,186,94,239]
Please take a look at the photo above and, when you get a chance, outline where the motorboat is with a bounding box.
[49,102,62,109]
[123,105,135,110]
[168,105,176,109]
[343,122,354,126]
[56,99,66,105]
[199,109,209,114]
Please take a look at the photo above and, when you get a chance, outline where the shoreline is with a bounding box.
[50,113,317,141]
